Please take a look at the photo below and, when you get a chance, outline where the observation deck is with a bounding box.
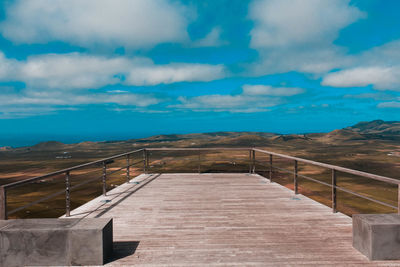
[65,173,398,266]
[2,148,400,265]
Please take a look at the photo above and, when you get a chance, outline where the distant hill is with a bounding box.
[31,141,67,151]
[273,134,311,142]
[3,120,399,153]
[212,134,271,147]
[315,129,367,144]
[346,120,400,135]
[340,120,400,141]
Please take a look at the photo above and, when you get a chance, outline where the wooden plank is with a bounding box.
[65,173,398,266]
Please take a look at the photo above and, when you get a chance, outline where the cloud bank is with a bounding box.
[322,40,400,91]
[0,52,226,89]
[172,84,304,113]
[0,51,226,118]
[1,0,191,49]
[248,0,364,74]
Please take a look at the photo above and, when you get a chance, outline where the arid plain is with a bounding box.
[1,120,399,218]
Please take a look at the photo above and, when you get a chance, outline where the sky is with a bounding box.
[1,0,400,147]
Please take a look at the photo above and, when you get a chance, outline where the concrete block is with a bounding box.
[0,218,113,266]
[353,214,400,260]
[69,218,113,265]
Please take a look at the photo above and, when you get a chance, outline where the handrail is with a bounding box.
[254,159,398,210]
[3,148,144,189]
[147,147,400,213]
[0,148,146,219]
[253,148,400,185]
[1,147,399,220]
[252,148,399,214]
[146,147,251,151]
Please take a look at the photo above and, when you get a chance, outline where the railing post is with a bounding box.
[143,149,147,174]
[126,154,130,183]
[269,154,273,182]
[294,160,298,194]
[332,169,337,213]
[0,186,7,220]
[198,150,201,174]
[398,184,400,215]
[252,149,256,174]
[146,150,150,173]
[249,149,252,173]
[102,161,107,196]
[65,171,71,217]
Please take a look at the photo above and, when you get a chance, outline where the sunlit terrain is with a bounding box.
[0,120,399,218]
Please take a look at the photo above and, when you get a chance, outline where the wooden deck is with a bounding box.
[67,173,400,266]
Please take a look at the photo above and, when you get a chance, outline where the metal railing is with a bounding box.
[0,149,145,220]
[1,147,399,219]
[252,148,400,213]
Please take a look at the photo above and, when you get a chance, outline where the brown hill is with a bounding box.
[322,129,367,142]
[273,134,311,142]
[30,141,67,151]
[213,135,271,147]
[346,120,400,135]
[3,120,400,154]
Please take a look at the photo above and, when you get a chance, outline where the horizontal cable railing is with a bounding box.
[0,149,145,219]
[254,159,398,210]
[253,148,400,185]
[253,148,400,213]
[0,147,399,220]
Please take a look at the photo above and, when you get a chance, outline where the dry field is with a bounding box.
[0,127,399,219]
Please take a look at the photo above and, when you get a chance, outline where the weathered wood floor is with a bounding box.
[67,173,400,266]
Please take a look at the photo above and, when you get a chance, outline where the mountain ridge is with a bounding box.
[2,120,399,151]
[345,119,400,135]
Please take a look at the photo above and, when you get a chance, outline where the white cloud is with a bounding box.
[242,84,303,96]
[0,106,60,119]
[322,67,400,90]
[111,107,170,114]
[247,0,364,75]
[377,102,400,108]
[322,40,400,91]
[0,52,226,89]
[250,47,355,75]
[107,90,129,93]
[249,0,363,48]
[0,53,18,78]
[1,0,191,49]
[19,53,130,89]
[0,50,226,118]
[360,40,400,66]
[0,88,162,118]
[343,92,397,101]
[0,91,160,107]
[172,94,278,113]
[75,93,160,106]
[125,63,226,86]
[193,27,227,47]
[171,84,304,113]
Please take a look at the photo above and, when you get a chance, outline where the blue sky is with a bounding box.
[1,0,400,147]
